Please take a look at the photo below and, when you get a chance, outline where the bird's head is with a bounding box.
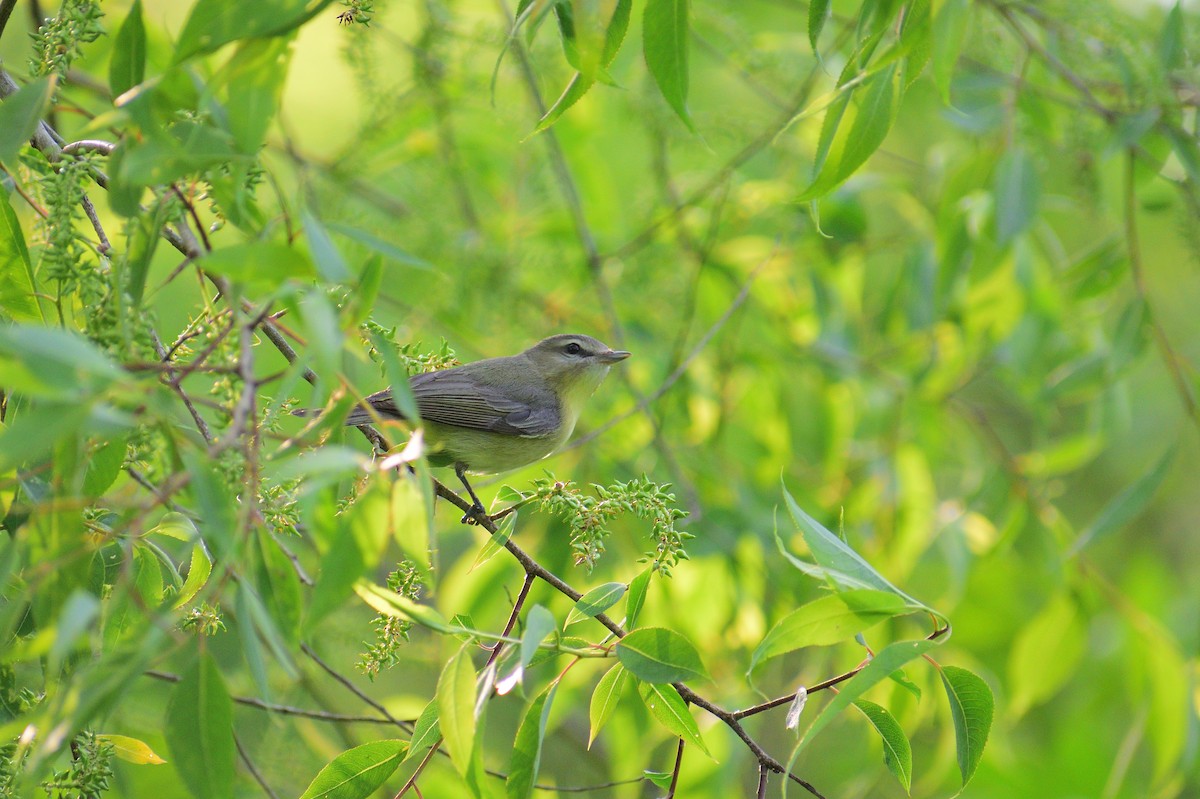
[524,334,630,407]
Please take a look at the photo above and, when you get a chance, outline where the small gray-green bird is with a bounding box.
[317,334,630,515]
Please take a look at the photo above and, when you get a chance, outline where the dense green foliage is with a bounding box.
[1,0,1198,797]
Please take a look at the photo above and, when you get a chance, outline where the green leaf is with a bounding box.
[505,682,558,799]
[0,190,44,323]
[199,242,316,287]
[1159,2,1185,71]
[809,0,830,52]
[165,654,236,799]
[149,512,200,542]
[437,646,478,777]
[617,627,708,683]
[780,483,929,612]
[96,734,167,765]
[854,700,912,793]
[83,436,126,498]
[1135,618,1188,784]
[749,590,910,672]
[788,640,939,769]
[533,0,632,133]
[50,590,100,669]
[175,544,213,608]
[354,581,451,633]
[643,0,693,129]
[520,605,557,670]
[109,0,147,97]
[993,147,1040,245]
[0,76,55,168]
[939,665,994,787]
[625,568,651,627]
[303,211,353,283]
[221,38,293,154]
[403,700,440,764]
[588,663,629,747]
[932,0,969,103]
[469,510,516,573]
[797,64,899,201]
[1070,446,1176,554]
[325,222,434,270]
[567,582,627,626]
[0,326,123,399]
[1007,592,1087,717]
[174,0,337,62]
[299,740,407,799]
[638,682,712,758]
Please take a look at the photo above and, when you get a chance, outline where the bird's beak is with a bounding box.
[598,349,631,364]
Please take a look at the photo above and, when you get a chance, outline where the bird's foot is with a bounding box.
[460,503,487,525]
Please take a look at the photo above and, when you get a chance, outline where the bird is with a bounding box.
[300,334,630,518]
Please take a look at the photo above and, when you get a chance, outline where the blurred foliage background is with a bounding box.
[1,0,1199,797]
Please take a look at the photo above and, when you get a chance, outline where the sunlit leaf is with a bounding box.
[97,734,167,765]
[0,76,55,168]
[638,682,712,758]
[750,589,910,672]
[506,682,557,799]
[617,627,708,683]
[437,646,478,777]
[588,663,629,747]
[298,740,407,799]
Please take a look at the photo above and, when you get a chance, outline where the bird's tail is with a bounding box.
[290,407,389,426]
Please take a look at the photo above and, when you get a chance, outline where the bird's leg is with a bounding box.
[455,462,486,524]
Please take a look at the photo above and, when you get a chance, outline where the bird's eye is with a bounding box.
[564,342,583,356]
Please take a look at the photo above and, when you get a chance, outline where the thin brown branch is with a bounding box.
[665,738,685,799]
[486,572,535,668]
[144,670,401,725]
[301,642,409,729]
[1123,150,1198,426]
[235,733,281,799]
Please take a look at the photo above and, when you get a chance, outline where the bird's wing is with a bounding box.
[351,371,560,437]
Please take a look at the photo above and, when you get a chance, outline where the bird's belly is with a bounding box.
[423,422,568,474]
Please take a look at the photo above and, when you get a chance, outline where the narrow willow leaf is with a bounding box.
[625,568,651,627]
[617,627,708,683]
[0,76,55,168]
[302,211,352,284]
[797,64,899,201]
[520,605,557,670]
[109,0,146,97]
[469,510,516,572]
[174,545,212,608]
[505,682,558,799]
[0,191,44,323]
[174,0,336,62]
[994,147,1040,245]
[1070,446,1176,555]
[788,639,938,771]
[1007,593,1086,717]
[222,38,292,154]
[97,734,167,765]
[200,242,316,286]
[437,646,478,777]
[932,0,969,103]
[854,700,912,793]
[780,483,930,613]
[643,0,692,129]
[165,654,235,799]
[1130,614,1189,784]
[750,589,910,672]
[588,663,629,747]
[298,740,407,799]
[809,0,830,51]
[1159,2,1185,71]
[567,582,627,626]
[639,682,712,759]
[402,700,440,765]
[354,581,451,632]
[939,665,994,787]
